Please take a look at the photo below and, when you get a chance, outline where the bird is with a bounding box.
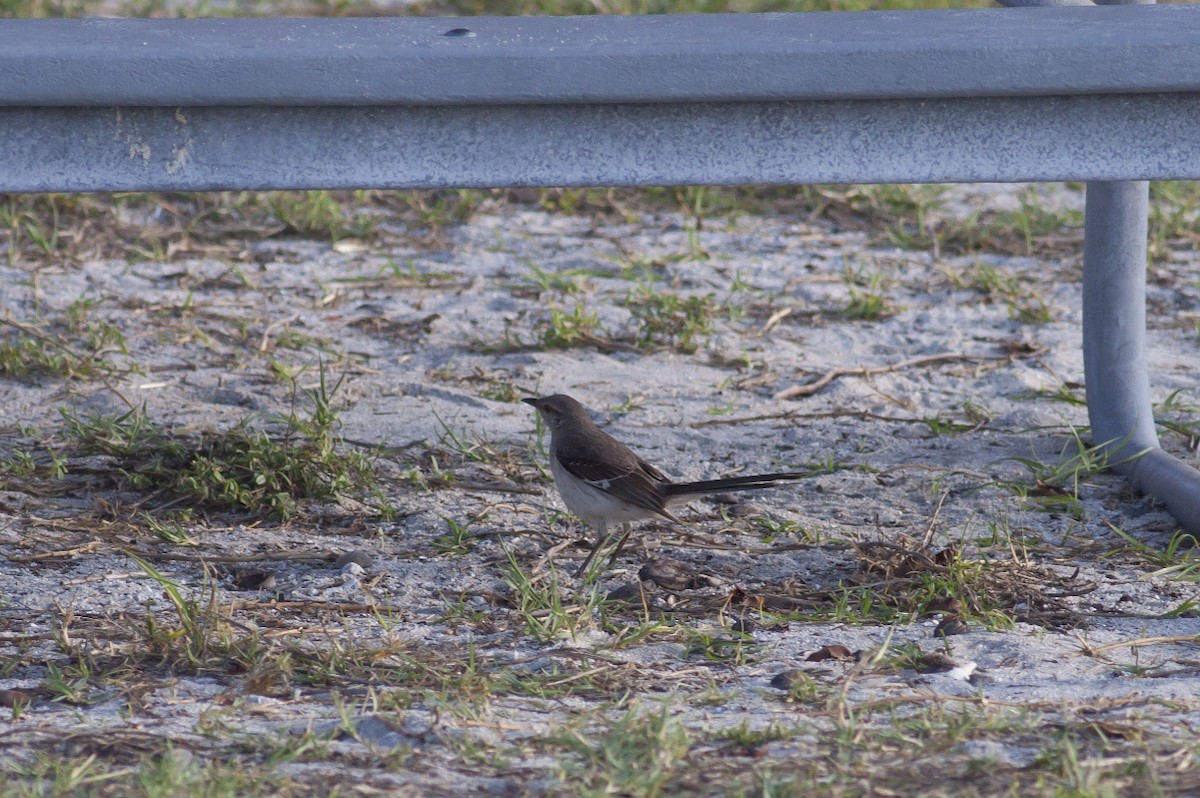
[522,394,806,576]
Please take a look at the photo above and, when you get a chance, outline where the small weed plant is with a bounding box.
[61,366,387,519]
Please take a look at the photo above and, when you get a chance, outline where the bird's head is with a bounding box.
[522,394,588,431]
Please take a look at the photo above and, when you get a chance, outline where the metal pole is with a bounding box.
[1081,0,1200,532]
[1083,182,1200,531]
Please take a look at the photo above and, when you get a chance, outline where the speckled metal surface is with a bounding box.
[0,6,1197,106]
[4,93,1200,193]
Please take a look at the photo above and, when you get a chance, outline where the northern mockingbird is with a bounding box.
[523,394,805,576]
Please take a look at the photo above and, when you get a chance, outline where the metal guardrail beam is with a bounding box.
[1,7,1197,533]
[5,95,1200,192]
[1,6,1199,106]
[4,7,1200,191]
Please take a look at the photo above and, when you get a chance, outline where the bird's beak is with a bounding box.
[521,397,539,408]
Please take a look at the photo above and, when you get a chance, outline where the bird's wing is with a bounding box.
[556,452,674,518]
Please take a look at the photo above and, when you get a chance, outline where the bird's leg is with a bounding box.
[574,521,609,578]
[603,523,634,570]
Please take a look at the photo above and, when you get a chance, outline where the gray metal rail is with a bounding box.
[1,6,1197,531]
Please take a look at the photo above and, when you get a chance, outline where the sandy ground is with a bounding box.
[1,183,1199,794]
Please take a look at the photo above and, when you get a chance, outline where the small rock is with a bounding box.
[233,570,276,590]
[639,558,705,591]
[728,617,755,635]
[968,669,994,686]
[351,716,407,748]
[912,653,960,673]
[805,644,854,662]
[0,689,36,708]
[607,581,654,603]
[769,669,807,691]
[912,653,979,681]
[934,615,970,637]
[333,550,373,570]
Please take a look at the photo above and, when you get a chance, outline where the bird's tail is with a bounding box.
[662,472,806,498]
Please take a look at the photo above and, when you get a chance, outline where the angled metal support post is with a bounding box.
[1084,184,1200,531]
[1073,0,1200,533]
